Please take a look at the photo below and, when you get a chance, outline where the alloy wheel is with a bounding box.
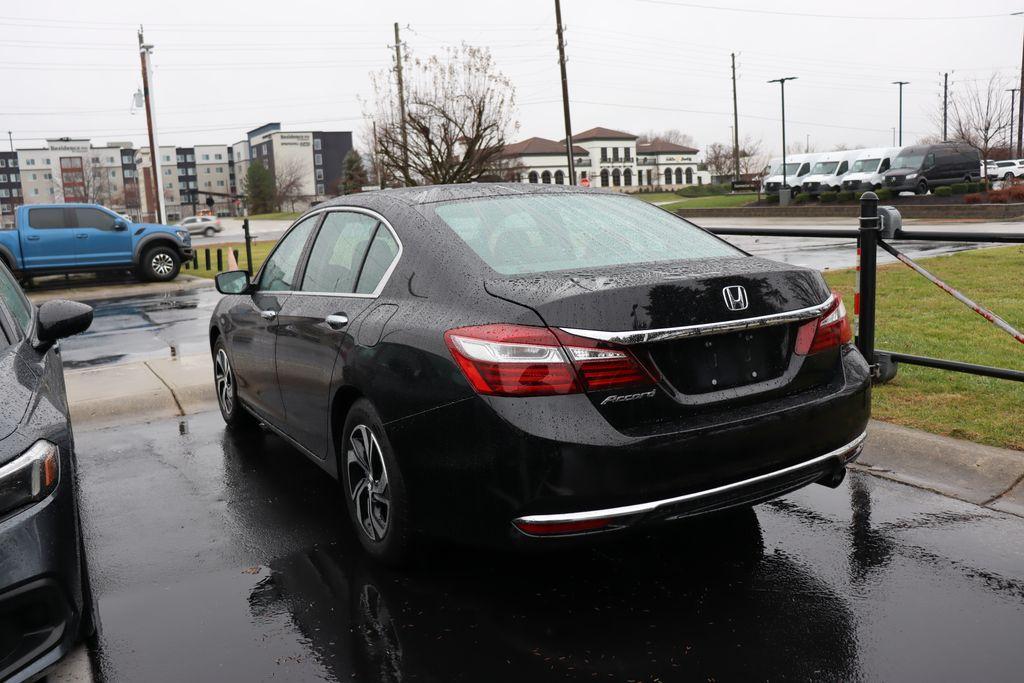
[347,424,391,541]
[214,348,234,415]
[152,252,174,277]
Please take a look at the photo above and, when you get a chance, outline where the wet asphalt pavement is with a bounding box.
[75,411,1024,682]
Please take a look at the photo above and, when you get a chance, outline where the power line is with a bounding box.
[634,0,1011,21]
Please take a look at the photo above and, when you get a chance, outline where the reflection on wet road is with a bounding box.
[77,412,1024,681]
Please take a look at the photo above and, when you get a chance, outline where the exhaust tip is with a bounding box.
[817,467,848,489]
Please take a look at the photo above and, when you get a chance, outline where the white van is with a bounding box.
[761,153,821,194]
[841,147,901,192]
[800,150,864,196]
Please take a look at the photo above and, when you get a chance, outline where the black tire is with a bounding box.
[341,399,413,566]
[213,338,256,429]
[915,179,928,195]
[1004,173,1014,182]
[203,226,216,237]
[964,175,972,183]
[139,245,181,282]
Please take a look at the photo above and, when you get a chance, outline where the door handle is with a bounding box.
[325,314,348,329]
[25,235,40,241]
[260,310,277,320]
[76,234,89,239]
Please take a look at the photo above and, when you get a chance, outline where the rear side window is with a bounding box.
[28,207,66,229]
[355,228,400,294]
[74,207,117,230]
[256,215,318,291]
[301,212,379,294]
[433,194,740,276]
[0,263,32,334]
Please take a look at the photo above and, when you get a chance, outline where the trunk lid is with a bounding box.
[485,256,837,429]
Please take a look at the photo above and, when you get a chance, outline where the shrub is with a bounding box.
[819,191,838,203]
[966,182,981,193]
[793,192,812,204]
[764,193,779,204]
[1007,185,1024,201]
[964,193,984,204]
[837,191,856,202]
[950,183,968,195]
[875,188,893,201]
[933,186,952,197]
[986,190,1008,203]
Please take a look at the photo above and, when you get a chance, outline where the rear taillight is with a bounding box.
[444,324,654,397]
[795,291,853,355]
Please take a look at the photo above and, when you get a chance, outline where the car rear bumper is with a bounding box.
[387,346,871,545]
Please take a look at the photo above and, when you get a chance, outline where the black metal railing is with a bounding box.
[701,193,1024,383]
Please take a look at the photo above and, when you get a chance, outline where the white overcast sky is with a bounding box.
[1,0,1021,157]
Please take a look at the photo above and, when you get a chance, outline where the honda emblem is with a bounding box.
[722,285,749,312]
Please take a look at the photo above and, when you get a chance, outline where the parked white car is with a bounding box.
[986,159,1024,181]
[841,147,902,192]
[800,150,863,195]
[176,215,223,237]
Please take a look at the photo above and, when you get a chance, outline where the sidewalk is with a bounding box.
[64,354,1024,518]
[27,274,212,304]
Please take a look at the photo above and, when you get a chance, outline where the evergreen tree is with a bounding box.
[340,150,369,194]
[244,162,277,214]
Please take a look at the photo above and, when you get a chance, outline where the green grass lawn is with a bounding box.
[247,211,301,221]
[824,245,1024,451]
[183,241,275,278]
[660,194,758,211]
[634,192,681,203]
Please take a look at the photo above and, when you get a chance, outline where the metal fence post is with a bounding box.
[216,248,223,272]
[856,192,879,372]
[243,218,254,275]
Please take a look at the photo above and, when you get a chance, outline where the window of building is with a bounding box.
[164,168,172,176]
[316,183,325,194]
[26,159,36,166]
[29,173,36,181]
[600,148,608,162]
[90,156,100,164]
[12,189,19,197]
[204,167,211,174]
[541,170,551,184]
[203,181,211,188]
[316,169,324,181]
[315,154,323,166]
[165,182,173,189]
[624,148,632,161]
[0,175,5,183]
[674,167,683,184]
[216,180,225,187]
[44,158,51,165]
[685,167,693,184]
[612,148,620,162]
[43,173,51,180]
[177,155,185,163]
[215,153,223,160]
[313,139,322,151]
[31,188,39,196]
[163,155,171,162]
[637,169,644,185]
[580,171,587,180]
[107,156,115,163]
[554,170,565,185]
[623,169,632,186]
[202,154,210,161]
[187,154,195,162]
[110,170,117,178]
[0,190,8,198]
[0,160,5,167]
[600,169,609,187]
[216,166,224,173]
[612,169,621,186]
[664,168,672,185]
[528,171,539,183]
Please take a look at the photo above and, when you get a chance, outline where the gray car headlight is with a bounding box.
[0,441,59,519]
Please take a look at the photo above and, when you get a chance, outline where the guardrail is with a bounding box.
[704,193,1024,384]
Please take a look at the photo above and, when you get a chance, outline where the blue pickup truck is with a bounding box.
[0,204,193,282]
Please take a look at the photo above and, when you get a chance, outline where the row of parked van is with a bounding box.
[762,143,982,197]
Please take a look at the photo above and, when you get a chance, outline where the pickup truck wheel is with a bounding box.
[140,245,180,282]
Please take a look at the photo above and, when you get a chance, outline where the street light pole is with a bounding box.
[1008,89,1020,154]
[892,81,909,146]
[768,76,797,195]
[554,0,576,185]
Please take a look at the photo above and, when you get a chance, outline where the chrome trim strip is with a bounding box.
[560,294,835,345]
[513,431,866,527]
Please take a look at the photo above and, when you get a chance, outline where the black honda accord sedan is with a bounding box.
[210,184,870,564]
[0,263,94,681]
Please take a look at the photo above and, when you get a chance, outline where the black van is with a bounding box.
[883,143,980,194]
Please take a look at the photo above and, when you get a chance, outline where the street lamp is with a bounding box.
[768,76,797,198]
[892,81,909,146]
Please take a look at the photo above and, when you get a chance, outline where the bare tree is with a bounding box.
[703,142,733,176]
[737,135,770,176]
[637,129,696,148]
[274,158,307,211]
[366,44,518,185]
[949,73,1010,179]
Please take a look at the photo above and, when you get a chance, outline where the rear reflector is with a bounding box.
[445,324,654,397]
[795,291,853,355]
[513,517,614,536]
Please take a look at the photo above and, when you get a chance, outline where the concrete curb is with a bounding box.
[26,274,213,304]
[66,354,1024,517]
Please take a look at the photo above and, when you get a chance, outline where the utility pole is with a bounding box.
[1016,12,1024,156]
[1008,89,1019,154]
[943,73,949,142]
[730,52,740,182]
[554,0,576,185]
[393,22,409,185]
[805,133,809,153]
[138,26,165,224]
[768,76,797,196]
[892,81,909,146]
[7,131,12,152]
[372,121,384,190]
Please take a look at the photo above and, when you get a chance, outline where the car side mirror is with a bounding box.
[114,219,128,231]
[215,270,251,295]
[35,299,93,349]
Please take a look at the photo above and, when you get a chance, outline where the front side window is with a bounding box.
[0,264,32,333]
[433,194,740,276]
[301,212,379,293]
[257,215,318,291]
[74,208,117,230]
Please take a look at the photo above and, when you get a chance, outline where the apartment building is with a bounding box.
[239,122,353,201]
[500,127,709,190]
[0,151,20,228]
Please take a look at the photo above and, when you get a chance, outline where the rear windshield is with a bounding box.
[432,194,741,275]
